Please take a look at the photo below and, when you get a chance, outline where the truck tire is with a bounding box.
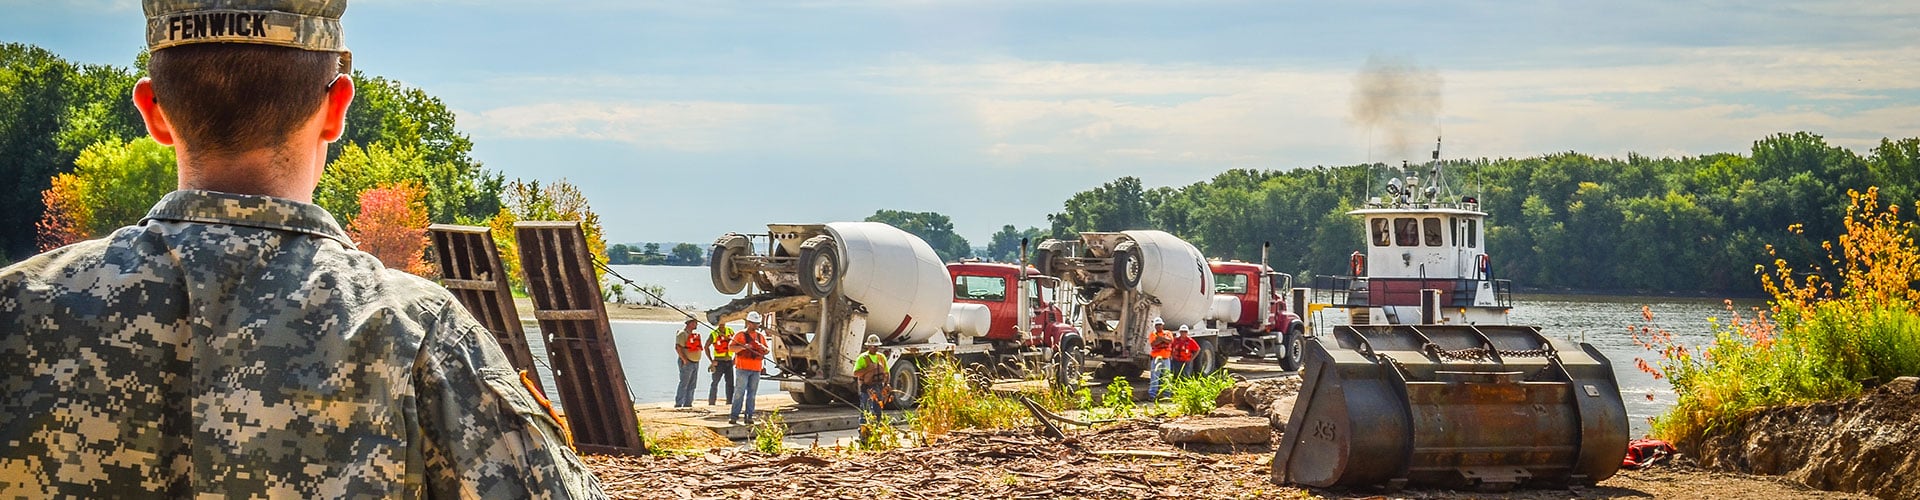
[1053,335,1086,390]
[1034,239,1066,277]
[1112,241,1142,291]
[886,360,921,410]
[1278,325,1305,372]
[1194,337,1220,376]
[797,235,840,298]
[710,234,754,295]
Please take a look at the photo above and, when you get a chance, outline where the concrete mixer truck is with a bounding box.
[707,222,1082,408]
[1032,230,1242,379]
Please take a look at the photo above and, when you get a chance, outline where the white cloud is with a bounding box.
[462,101,827,152]
[863,44,1920,171]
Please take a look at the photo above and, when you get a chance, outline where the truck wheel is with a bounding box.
[1195,338,1219,376]
[797,235,840,298]
[1278,326,1305,372]
[709,234,754,295]
[1053,336,1086,390]
[1034,239,1066,276]
[886,360,921,410]
[1112,241,1142,290]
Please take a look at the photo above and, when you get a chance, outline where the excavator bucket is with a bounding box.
[1273,324,1627,492]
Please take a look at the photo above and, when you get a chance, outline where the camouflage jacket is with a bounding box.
[0,190,606,499]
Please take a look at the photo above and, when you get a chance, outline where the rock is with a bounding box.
[1268,395,1297,430]
[1207,407,1250,418]
[1161,417,1272,445]
[1888,376,1918,394]
[1216,386,1242,409]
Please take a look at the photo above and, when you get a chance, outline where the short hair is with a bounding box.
[147,44,340,155]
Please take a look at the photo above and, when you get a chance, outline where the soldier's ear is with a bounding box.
[133,78,177,146]
[318,74,354,142]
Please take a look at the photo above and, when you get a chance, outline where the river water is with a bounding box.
[528,265,1754,437]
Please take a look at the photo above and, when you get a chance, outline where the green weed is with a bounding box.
[752,410,788,454]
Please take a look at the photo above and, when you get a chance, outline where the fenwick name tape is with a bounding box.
[148,9,343,51]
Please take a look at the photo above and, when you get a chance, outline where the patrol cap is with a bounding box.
[145,0,348,53]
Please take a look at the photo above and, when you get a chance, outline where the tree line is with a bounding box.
[1039,133,1917,295]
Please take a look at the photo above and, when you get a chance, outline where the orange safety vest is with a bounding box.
[1148,329,1173,359]
[709,328,733,359]
[680,330,702,361]
[731,330,768,372]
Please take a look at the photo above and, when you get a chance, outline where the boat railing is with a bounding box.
[1311,275,1513,309]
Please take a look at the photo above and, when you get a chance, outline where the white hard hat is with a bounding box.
[864,335,882,347]
[1179,324,1190,332]
[1151,317,1165,326]
[745,311,764,323]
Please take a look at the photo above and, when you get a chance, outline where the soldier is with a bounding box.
[0,1,605,498]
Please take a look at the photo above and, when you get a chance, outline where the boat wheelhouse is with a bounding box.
[1312,162,1514,326]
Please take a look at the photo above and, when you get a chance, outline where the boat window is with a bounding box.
[1395,218,1419,247]
[1451,218,1461,246]
[1371,218,1391,247]
[954,275,1007,302]
[1214,273,1248,294]
[1423,218,1443,246]
[1466,219,1478,248]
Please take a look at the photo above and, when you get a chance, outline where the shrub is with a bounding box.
[1640,188,1920,444]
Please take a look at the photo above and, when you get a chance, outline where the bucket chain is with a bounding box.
[1425,344,1492,361]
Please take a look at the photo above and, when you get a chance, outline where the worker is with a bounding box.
[1171,325,1202,377]
[852,335,890,425]
[1147,316,1174,399]
[0,1,604,496]
[729,311,771,425]
[673,318,702,408]
[706,321,736,406]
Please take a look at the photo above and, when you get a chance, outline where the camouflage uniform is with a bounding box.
[0,190,607,498]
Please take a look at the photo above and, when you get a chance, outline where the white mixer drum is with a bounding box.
[1121,230,1215,329]
[826,222,954,344]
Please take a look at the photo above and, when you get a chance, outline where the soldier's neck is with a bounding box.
[176,143,323,203]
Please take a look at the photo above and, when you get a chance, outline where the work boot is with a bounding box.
[727,418,737,425]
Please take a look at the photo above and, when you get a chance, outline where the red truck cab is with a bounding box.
[946,261,1077,348]
[1209,260,1307,369]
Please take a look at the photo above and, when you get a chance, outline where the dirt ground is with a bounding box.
[583,419,1863,499]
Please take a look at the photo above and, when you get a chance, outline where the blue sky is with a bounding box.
[5,0,1918,246]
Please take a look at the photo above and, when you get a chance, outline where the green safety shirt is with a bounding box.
[854,352,889,379]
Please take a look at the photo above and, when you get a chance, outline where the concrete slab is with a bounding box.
[632,395,876,441]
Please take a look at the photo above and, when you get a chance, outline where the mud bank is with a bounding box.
[1690,376,1920,499]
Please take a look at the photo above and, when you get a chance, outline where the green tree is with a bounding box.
[67,137,178,235]
[985,225,1048,262]
[1,43,81,259]
[486,179,608,293]
[865,210,972,261]
[669,242,705,266]
[607,243,632,265]
[332,73,502,224]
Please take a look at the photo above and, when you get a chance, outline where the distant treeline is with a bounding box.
[1041,132,1919,295]
[608,242,705,266]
